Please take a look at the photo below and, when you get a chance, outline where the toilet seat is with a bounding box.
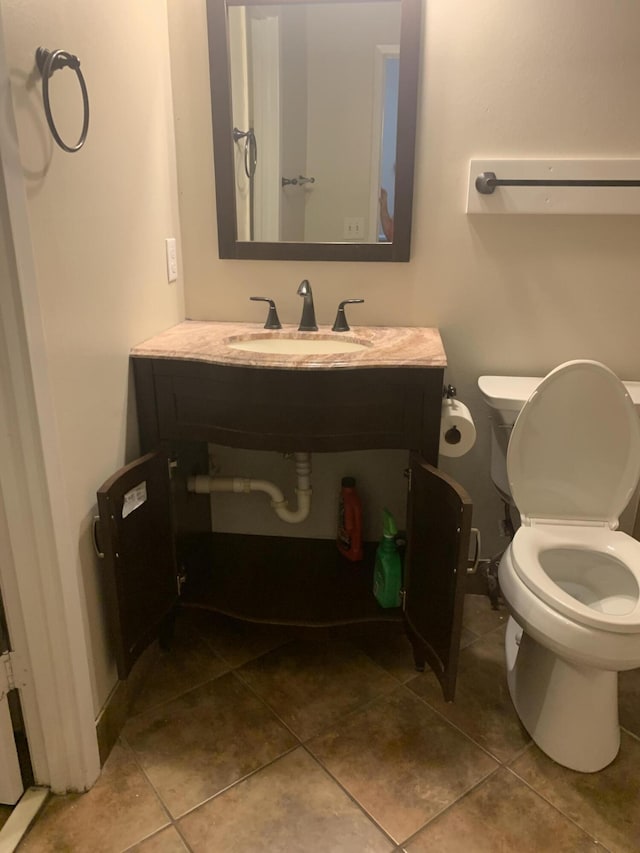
[511,525,640,633]
[506,360,640,634]
[508,360,640,529]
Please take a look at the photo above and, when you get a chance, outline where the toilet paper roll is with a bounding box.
[439,398,477,458]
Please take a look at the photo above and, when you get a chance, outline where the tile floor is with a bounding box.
[17,595,640,852]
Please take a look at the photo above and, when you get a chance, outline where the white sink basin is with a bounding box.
[225,335,370,355]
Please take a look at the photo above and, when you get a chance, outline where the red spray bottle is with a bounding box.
[337,476,363,562]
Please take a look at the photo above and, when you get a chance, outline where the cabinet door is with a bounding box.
[95,452,179,679]
[403,454,472,701]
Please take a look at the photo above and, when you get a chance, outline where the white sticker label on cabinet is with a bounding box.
[122,481,147,519]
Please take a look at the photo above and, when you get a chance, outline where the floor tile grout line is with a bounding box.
[127,611,296,724]
[460,618,508,642]
[116,735,185,852]
[230,653,400,745]
[121,675,628,853]
[621,724,640,743]
[299,680,411,747]
[352,612,507,691]
[122,713,303,840]
[345,629,438,687]
[122,661,306,828]
[127,618,505,751]
[404,681,521,767]
[350,647,424,688]
[298,742,401,848]
[182,613,243,663]
[193,627,298,673]
[168,744,302,823]
[401,618,510,694]
[124,666,305,823]
[35,603,636,853]
[232,663,445,774]
[226,669,513,847]
[503,763,615,852]
[122,744,634,853]
[121,622,407,841]
[160,605,502,727]
[229,666,309,741]
[462,625,482,641]
[132,610,506,738]
[126,621,305,724]
[504,737,536,765]
[123,606,629,852]
[207,600,502,674]
[296,681,504,849]
[120,822,194,853]
[407,662,633,853]
[127,643,388,734]
[228,668,410,846]
[394,764,505,849]
[171,821,196,853]
[125,668,232,723]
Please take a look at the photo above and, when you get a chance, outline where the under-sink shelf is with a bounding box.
[178,533,403,627]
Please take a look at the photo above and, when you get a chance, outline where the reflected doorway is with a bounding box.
[369,46,399,242]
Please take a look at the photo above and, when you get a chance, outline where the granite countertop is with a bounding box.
[130,320,446,370]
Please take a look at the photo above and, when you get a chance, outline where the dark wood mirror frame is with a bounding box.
[206,0,422,262]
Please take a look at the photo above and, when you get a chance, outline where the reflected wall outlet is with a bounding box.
[165,237,177,283]
[343,217,364,240]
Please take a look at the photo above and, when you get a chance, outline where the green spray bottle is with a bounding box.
[373,508,402,608]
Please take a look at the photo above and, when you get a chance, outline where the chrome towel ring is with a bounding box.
[35,47,89,153]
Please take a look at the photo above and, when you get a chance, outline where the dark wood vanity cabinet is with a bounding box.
[95,358,471,701]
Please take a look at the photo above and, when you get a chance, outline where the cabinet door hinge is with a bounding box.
[400,588,407,611]
[177,570,187,596]
[404,467,412,491]
[168,458,178,477]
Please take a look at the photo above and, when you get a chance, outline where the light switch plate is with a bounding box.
[343,217,364,240]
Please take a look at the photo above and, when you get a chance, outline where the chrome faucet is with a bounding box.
[296,279,318,331]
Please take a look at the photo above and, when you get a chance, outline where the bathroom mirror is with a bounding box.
[207,0,421,261]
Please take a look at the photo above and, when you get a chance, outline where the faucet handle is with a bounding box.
[332,299,364,332]
[250,296,282,330]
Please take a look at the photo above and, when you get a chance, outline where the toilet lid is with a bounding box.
[508,360,640,528]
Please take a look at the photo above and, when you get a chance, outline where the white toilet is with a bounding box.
[478,360,640,772]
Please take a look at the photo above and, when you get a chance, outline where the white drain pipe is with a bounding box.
[187,452,312,524]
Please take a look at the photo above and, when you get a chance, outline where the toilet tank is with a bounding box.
[478,375,640,505]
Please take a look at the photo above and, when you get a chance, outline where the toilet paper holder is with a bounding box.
[439,385,477,458]
[442,385,461,445]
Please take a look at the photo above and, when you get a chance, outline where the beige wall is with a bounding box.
[170,0,640,556]
[2,0,184,713]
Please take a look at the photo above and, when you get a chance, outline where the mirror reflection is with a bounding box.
[228,2,401,244]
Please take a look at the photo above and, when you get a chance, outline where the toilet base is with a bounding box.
[505,617,620,772]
